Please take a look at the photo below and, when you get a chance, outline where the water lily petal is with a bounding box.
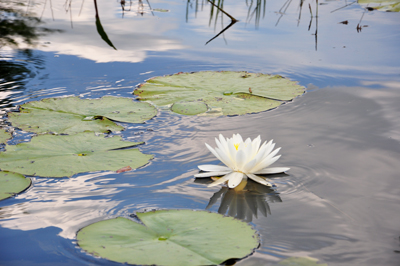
[254,167,290,174]
[258,140,267,152]
[207,173,233,187]
[235,149,246,171]
[198,165,231,172]
[232,134,243,144]
[244,137,252,147]
[259,140,275,160]
[243,140,254,161]
[227,172,245,188]
[195,171,232,178]
[216,147,236,169]
[252,148,281,173]
[265,155,281,167]
[247,173,272,187]
[206,143,232,169]
[251,136,261,156]
[253,141,274,168]
[251,140,266,163]
[227,141,237,163]
[218,134,230,154]
[205,143,222,160]
[243,158,257,173]
[215,135,236,166]
[267,147,281,159]
[215,136,228,156]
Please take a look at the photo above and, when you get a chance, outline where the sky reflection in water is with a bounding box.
[7,0,399,81]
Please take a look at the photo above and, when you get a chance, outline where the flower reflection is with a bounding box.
[195,134,289,188]
[195,177,282,222]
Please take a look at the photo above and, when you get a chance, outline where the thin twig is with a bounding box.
[49,0,54,20]
[275,0,293,26]
[297,0,303,26]
[357,4,368,32]
[146,0,154,16]
[205,19,237,45]
[207,0,238,22]
[330,1,356,13]
[40,0,47,20]
[79,0,85,16]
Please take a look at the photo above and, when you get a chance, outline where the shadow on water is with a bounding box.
[94,0,117,50]
[0,0,61,49]
[195,177,283,222]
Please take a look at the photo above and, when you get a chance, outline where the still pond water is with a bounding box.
[1,0,400,265]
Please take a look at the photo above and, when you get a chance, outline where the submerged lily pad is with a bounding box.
[77,209,259,266]
[134,71,305,116]
[278,256,328,266]
[8,96,157,134]
[0,171,31,201]
[0,132,153,177]
[153,8,170,12]
[0,129,12,144]
[358,0,400,11]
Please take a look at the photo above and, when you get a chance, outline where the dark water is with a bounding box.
[1,0,400,265]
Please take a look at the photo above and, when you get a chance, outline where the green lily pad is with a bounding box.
[358,0,400,11]
[0,171,31,201]
[0,129,12,144]
[8,96,157,134]
[77,209,259,266]
[278,256,328,266]
[0,132,153,177]
[134,71,305,116]
[171,101,209,115]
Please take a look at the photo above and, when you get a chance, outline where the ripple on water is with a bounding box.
[0,172,130,239]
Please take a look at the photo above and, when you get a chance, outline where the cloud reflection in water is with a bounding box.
[0,172,132,239]
[25,0,185,63]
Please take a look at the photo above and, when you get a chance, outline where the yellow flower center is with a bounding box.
[234,143,240,150]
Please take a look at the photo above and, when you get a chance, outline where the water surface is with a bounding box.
[1,0,400,265]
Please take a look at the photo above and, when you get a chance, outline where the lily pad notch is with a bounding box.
[77,209,260,266]
[134,71,305,116]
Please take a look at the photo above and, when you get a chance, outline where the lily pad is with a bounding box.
[171,101,209,115]
[0,129,12,144]
[0,171,31,201]
[8,96,157,134]
[134,71,305,116]
[77,209,259,266]
[358,0,400,11]
[0,132,153,177]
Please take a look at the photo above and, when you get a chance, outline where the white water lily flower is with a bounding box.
[195,134,289,188]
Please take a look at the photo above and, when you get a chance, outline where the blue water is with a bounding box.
[1,0,400,265]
